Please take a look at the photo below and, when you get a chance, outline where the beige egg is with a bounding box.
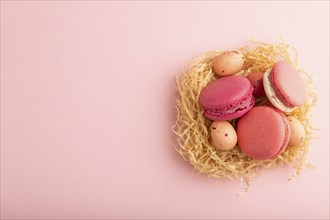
[213,51,245,77]
[210,121,237,150]
[287,116,306,146]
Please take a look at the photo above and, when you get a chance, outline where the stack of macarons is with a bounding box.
[199,51,307,160]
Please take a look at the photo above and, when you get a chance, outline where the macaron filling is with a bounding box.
[263,69,294,113]
[205,93,254,117]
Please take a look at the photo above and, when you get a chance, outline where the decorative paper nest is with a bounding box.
[172,38,317,189]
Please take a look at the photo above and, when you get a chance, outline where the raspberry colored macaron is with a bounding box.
[237,106,290,160]
[263,61,306,113]
[199,76,255,120]
[247,72,266,97]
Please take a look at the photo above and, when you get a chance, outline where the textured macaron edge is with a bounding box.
[203,88,255,120]
[270,108,291,158]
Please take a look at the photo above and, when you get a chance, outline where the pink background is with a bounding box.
[1,1,329,219]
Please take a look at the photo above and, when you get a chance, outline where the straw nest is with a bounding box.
[172,38,317,189]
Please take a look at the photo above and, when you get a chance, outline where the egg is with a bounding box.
[213,51,245,77]
[210,121,237,150]
[247,72,266,97]
[287,116,306,146]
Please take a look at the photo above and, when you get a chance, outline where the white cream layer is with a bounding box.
[263,69,295,114]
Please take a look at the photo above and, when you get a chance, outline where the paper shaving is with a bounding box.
[172,38,317,190]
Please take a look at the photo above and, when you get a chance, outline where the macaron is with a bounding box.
[237,106,290,160]
[199,76,255,120]
[263,61,306,113]
[247,72,266,97]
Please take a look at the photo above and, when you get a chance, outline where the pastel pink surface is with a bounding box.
[271,61,307,107]
[237,106,290,160]
[1,1,329,220]
[199,76,254,120]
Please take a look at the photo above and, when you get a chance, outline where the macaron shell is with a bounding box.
[247,72,266,97]
[271,61,306,107]
[204,97,254,121]
[199,76,252,110]
[199,76,255,120]
[237,106,290,160]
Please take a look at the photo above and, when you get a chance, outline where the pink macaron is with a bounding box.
[263,61,306,113]
[199,76,255,120]
[247,72,266,97]
[237,106,290,160]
